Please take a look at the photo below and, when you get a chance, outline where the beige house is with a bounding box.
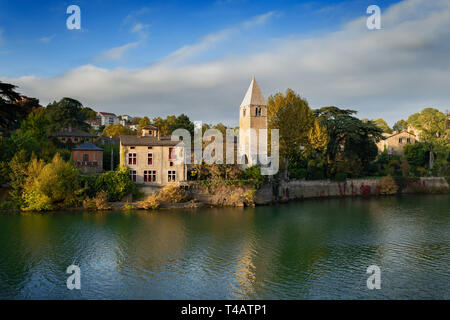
[120,126,186,185]
[239,77,268,166]
[377,131,417,155]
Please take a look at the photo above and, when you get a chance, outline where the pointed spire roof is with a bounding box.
[240,76,266,107]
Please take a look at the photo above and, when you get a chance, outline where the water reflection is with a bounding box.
[0,194,448,299]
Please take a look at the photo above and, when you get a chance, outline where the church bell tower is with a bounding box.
[239,76,267,166]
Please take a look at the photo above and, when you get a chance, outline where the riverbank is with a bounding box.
[1,176,448,212]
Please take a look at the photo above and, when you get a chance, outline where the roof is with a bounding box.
[383,130,416,140]
[73,142,103,151]
[142,125,158,130]
[120,135,183,146]
[98,112,117,117]
[240,76,266,108]
[51,127,97,138]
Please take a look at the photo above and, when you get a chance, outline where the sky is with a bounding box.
[0,0,449,126]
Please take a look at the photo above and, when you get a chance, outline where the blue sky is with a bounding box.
[1,0,449,125]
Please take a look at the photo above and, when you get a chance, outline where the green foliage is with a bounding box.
[152,114,195,136]
[21,154,82,211]
[102,123,134,137]
[314,106,383,177]
[243,166,266,188]
[46,97,90,132]
[95,166,135,201]
[0,81,41,133]
[267,89,315,159]
[101,143,120,171]
[373,118,392,133]
[393,119,408,132]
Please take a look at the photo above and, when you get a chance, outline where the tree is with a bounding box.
[267,89,315,160]
[0,81,41,133]
[80,107,97,120]
[46,97,89,132]
[131,117,142,125]
[314,106,383,176]
[102,123,134,137]
[137,116,151,132]
[408,108,450,169]
[393,119,408,132]
[373,118,392,133]
[172,114,195,137]
[307,120,328,154]
[408,108,449,146]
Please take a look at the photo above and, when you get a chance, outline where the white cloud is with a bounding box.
[131,22,149,33]
[3,0,450,126]
[39,35,55,44]
[160,11,276,66]
[95,41,140,61]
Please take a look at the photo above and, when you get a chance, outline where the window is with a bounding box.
[144,170,157,183]
[168,170,176,182]
[148,146,152,150]
[169,147,176,160]
[399,138,403,144]
[148,153,153,165]
[243,109,246,117]
[130,146,135,149]
[170,161,174,167]
[83,154,89,162]
[130,170,136,182]
[407,138,411,143]
[128,153,137,165]
[255,107,262,116]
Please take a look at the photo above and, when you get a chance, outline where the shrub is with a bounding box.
[82,190,111,210]
[380,175,398,195]
[242,189,256,207]
[21,154,82,211]
[94,190,111,210]
[136,194,161,210]
[157,183,189,203]
[244,166,266,188]
[335,172,348,182]
[95,166,135,201]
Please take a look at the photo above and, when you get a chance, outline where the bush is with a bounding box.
[157,183,189,203]
[95,166,135,201]
[244,166,266,187]
[82,190,111,210]
[21,154,82,211]
[242,189,256,207]
[335,172,348,182]
[380,175,398,195]
[136,194,160,210]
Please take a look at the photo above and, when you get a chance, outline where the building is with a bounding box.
[97,112,119,126]
[85,119,100,130]
[119,115,132,126]
[72,142,103,174]
[51,126,97,144]
[376,131,417,155]
[239,77,268,166]
[120,126,185,185]
[128,124,139,131]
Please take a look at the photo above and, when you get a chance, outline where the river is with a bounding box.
[0,194,448,299]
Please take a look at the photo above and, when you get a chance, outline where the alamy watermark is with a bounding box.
[66,5,81,30]
[366,265,381,290]
[366,5,381,30]
[66,264,81,290]
[170,124,280,175]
